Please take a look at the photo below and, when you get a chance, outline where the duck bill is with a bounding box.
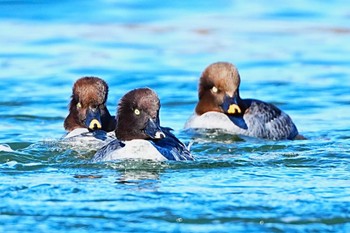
[222,94,248,130]
[221,94,241,115]
[85,108,102,130]
[144,118,166,139]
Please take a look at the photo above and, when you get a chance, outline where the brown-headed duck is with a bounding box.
[184,62,303,140]
[93,88,194,161]
[63,77,116,140]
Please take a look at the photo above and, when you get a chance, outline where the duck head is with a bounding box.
[195,62,244,115]
[195,62,248,129]
[64,77,116,132]
[115,88,166,141]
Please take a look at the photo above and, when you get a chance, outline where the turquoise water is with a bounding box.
[1,0,350,232]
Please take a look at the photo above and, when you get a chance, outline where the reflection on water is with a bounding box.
[1,0,350,232]
[116,170,161,191]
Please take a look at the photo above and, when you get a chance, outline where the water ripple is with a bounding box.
[1,1,350,232]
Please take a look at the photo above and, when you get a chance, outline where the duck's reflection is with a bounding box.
[115,169,161,191]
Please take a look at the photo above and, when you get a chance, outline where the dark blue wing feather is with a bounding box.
[151,127,194,161]
[244,99,299,140]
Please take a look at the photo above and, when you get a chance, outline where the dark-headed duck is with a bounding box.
[184,62,303,140]
[93,88,194,161]
[63,77,116,139]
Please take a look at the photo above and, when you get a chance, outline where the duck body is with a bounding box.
[61,128,115,150]
[185,98,299,140]
[93,128,192,162]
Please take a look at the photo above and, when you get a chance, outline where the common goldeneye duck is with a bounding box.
[62,77,116,149]
[63,76,116,136]
[93,88,194,162]
[184,62,303,140]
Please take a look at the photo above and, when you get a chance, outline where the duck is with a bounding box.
[93,88,194,162]
[62,77,116,146]
[184,62,303,140]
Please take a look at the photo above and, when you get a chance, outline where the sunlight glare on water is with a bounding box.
[1,0,350,232]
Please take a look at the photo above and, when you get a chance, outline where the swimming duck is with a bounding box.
[184,62,302,140]
[61,77,116,150]
[93,88,194,162]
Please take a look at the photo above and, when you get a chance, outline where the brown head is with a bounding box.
[195,62,243,116]
[64,77,116,132]
[116,88,165,141]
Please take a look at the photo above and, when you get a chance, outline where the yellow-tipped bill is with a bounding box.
[227,104,241,114]
[89,119,102,129]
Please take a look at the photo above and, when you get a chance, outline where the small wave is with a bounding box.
[0,144,14,152]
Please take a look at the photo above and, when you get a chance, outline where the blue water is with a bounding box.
[1,0,350,232]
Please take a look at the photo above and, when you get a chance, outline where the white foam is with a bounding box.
[0,144,14,152]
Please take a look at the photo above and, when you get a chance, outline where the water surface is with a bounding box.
[1,1,350,232]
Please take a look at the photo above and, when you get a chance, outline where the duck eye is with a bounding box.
[77,102,82,108]
[134,108,141,115]
[211,86,218,93]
